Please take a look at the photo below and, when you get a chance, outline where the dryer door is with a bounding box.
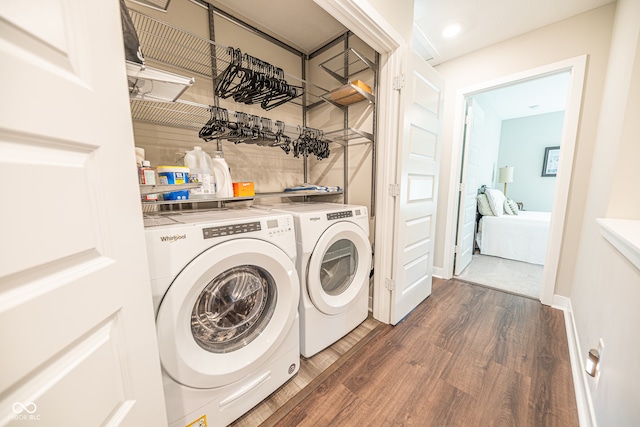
[156,238,299,389]
[306,222,372,315]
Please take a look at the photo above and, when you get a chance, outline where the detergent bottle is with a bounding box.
[210,151,233,198]
[184,146,214,198]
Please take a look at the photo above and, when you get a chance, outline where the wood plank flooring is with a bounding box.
[230,316,385,426]
[268,278,579,426]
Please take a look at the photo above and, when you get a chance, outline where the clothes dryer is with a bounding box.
[256,203,372,357]
[144,209,299,427]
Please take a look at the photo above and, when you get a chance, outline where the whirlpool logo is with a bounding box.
[308,216,321,222]
[160,234,186,243]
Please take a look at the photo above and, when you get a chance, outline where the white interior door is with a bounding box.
[0,2,167,425]
[454,99,483,275]
[390,48,444,325]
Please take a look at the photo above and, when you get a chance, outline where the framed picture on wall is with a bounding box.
[542,146,560,177]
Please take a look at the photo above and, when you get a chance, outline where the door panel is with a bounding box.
[390,48,444,325]
[0,2,167,425]
[455,100,483,275]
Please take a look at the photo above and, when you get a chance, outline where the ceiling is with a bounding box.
[207,0,347,54]
[206,0,614,62]
[474,72,571,120]
[413,0,614,65]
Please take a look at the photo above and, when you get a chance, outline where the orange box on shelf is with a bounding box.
[233,181,255,197]
[330,80,371,106]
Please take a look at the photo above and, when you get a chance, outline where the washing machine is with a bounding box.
[144,209,300,427]
[256,203,372,357]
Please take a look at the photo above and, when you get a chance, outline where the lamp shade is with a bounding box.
[499,166,515,184]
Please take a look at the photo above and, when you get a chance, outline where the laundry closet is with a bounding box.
[125,0,378,226]
[124,1,379,425]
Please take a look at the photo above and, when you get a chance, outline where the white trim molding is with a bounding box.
[443,55,587,306]
[552,295,597,427]
[596,218,640,272]
[432,266,445,279]
[313,0,402,52]
[313,0,405,324]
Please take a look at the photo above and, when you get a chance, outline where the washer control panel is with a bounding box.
[267,217,293,237]
[202,221,261,239]
[327,210,354,221]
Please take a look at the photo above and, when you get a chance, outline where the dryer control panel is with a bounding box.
[202,221,261,239]
[327,210,353,220]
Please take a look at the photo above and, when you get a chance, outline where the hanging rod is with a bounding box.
[195,103,330,160]
[130,99,318,141]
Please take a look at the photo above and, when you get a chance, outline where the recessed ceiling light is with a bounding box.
[442,24,461,38]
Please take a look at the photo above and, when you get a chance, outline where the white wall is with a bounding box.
[497,112,565,212]
[569,0,640,424]
[434,4,615,295]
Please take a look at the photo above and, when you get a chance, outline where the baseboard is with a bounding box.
[553,295,597,427]
[433,266,446,279]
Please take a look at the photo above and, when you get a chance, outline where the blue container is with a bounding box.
[157,166,189,185]
[163,190,189,200]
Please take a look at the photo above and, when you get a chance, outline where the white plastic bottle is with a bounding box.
[210,151,233,198]
[184,146,215,198]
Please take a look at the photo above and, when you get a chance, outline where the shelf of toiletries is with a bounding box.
[139,182,201,196]
[141,195,253,206]
[140,189,342,208]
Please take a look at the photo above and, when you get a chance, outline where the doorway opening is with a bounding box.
[445,56,587,305]
[454,72,570,299]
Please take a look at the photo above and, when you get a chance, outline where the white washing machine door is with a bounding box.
[306,221,371,315]
[156,238,299,389]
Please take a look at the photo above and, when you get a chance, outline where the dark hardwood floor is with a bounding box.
[268,278,579,427]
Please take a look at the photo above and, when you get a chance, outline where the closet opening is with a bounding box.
[123,1,383,424]
[125,0,378,217]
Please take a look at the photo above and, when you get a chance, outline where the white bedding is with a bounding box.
[476,211,551,265]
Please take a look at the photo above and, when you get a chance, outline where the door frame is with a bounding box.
[442,55,587,305]
[314,0,405,323]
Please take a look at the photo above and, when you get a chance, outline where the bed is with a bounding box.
[476,211,551,265]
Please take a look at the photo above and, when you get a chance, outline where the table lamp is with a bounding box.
[499,166,514,197]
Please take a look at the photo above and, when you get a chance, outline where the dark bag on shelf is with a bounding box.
[120,0,145,65]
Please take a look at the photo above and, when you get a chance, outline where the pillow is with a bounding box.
[477,193,494,216]
[504,198,519,215]
[484,188,506,216]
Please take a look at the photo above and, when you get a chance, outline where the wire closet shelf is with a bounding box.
[128,8,328,106]
[127,8,374,146]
